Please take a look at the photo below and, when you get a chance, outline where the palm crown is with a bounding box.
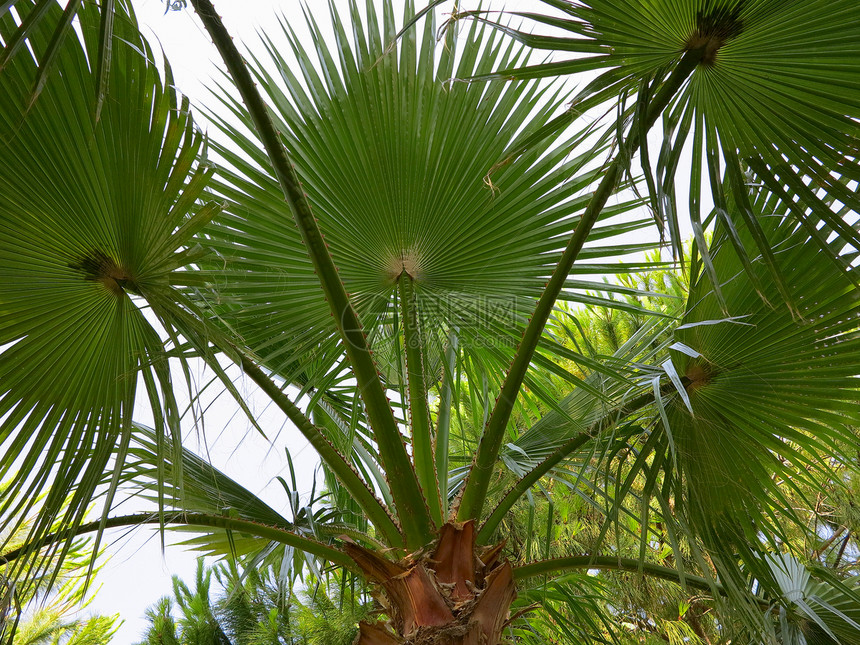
[1,0,859,643]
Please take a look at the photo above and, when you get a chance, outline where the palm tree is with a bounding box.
[2,0,860,643]
[135,561,229,645]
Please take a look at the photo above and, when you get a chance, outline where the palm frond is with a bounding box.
[652,184,860,595]
[767,553,860,645]
[199,0,652,393]
[0,0,215,590]
[0,0,137,115]
[466,0,860,297]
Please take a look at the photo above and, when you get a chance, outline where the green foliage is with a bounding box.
[136,560,370,645]
[136,599,180,645]
[2,0,860,643]
[0,486,118,645]
[136,562,228,645]
[558,251,689,360]
[288,586,365,645]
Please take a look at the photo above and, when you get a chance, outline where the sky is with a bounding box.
[83,2,337,639]
[88,1,557,640]
[79,0,678,641]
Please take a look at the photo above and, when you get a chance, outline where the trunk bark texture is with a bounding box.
[346,521,516,644]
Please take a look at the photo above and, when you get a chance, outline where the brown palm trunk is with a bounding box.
[346,521,516,644]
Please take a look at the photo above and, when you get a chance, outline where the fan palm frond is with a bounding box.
[200,0,655,395]
[0,0,217,588]
[645,184,860,600]
[465,0,860,301]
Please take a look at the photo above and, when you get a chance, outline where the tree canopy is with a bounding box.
[1,1,859,643]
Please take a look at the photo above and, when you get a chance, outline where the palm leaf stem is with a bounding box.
[812,526,847,560]
[0,512,353,570]
[398,274,442,526]
[514,555,769,607]
[834,531,851,568]
[456,46,706,522]
[513,557,705,588]
[189,0,433,550]
[237,354,403,547]
[478,385,664,543]
[313,524,388,551]
[435,332,458,514]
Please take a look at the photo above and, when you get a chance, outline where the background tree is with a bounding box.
[0,486,119,645]
[136,559,370,645]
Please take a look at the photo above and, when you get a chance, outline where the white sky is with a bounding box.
[79,1,683,641]
[90,1,561,641]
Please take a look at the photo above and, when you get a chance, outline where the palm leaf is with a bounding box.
[466,0,860,296]
[0,0,130,115]
[652,185,860,594]
[767,553,860,645]
[199,0,653,394]
[0,0,217,589]
[471,0,860,164]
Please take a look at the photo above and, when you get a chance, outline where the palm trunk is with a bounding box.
[346,522,515,644]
